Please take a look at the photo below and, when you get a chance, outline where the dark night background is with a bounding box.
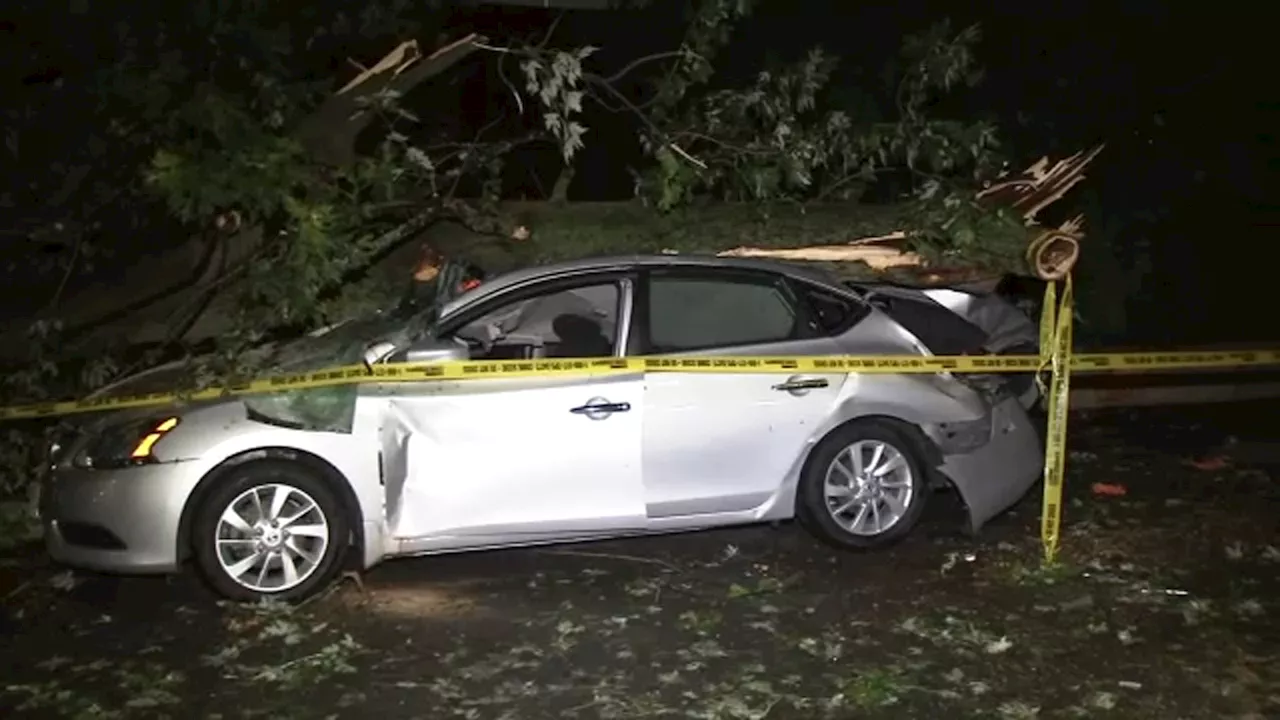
[2,0,1274,348]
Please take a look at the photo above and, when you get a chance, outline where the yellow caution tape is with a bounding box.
[1039,276,1074,564]
[1,341,1278,422]
[1036,279,1058,398]
[1072,350,1280,371]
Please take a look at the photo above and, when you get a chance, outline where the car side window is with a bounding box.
[647,273,800,352]
[451,282,620,360]
[795,283,867,336]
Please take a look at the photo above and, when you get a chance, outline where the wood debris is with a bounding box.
[717,146,1104,281]
[718,233,923,270]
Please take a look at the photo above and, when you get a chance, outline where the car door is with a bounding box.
[374,273,648,541]
[636,268,855,518]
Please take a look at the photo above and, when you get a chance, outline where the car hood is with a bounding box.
[67,266,472,436]
[83,304,434,434]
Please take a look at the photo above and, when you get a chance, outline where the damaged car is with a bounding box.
[40,254,1044,601]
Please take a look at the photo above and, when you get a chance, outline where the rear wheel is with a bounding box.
[797,419,931,550]
[192,460,348,602]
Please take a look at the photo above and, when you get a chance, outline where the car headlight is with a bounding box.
[73,416,181,470]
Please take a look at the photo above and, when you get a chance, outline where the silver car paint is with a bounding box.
[45,400,388,572]
[922,286,1043,410]
[42,254,1043,578]
[922,287,1040,353]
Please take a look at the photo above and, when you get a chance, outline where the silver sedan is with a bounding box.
[40,255,1044,602]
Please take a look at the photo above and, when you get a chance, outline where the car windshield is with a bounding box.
[242,261,473,433]
[288,260,474,355]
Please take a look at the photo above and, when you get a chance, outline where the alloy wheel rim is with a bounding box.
[823,439,914,536]
[214,483,330,593]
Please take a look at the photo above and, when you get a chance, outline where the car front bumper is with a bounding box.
[40,460,203,574]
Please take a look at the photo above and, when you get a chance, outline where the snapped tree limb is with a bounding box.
[297,34,485,167]
[708,146,1105,282]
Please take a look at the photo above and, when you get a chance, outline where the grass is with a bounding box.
[2,403,1278,719]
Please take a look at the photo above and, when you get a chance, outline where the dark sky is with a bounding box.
[557,0,1275,343]
[543,1,1272,212]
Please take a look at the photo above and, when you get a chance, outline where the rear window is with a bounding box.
[648,275,799,352]
[872,295,988,355]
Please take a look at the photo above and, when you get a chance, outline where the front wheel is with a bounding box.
[192,460,348,602]
[797,419,931,550]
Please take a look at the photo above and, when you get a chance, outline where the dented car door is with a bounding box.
[374,273,646,542]
[376,375,647,540]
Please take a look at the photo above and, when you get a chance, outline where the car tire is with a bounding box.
[797,419,931,550]
[192,459,348,603]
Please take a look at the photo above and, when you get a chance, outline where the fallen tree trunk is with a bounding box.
[711,145,1106,283]
[426,145,1105,286]
[432,200,1007,284]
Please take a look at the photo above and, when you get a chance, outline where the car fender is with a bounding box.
[817,375,1040,534]
[158,402,387,569]
[828,373,988,430]
[767,372,988,516]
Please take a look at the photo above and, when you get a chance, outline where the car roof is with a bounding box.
[439,253,848,317]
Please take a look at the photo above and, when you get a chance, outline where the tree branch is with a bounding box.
[601,50,697,84]
[495,48,524,115]
[44,232,83,313]
[583,73,705,168]
[297,34,485,167]
[445,112,510,199]
[536,12,565,50]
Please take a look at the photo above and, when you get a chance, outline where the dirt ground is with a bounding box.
[2,402,1278,720]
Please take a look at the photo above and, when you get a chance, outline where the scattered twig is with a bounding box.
[566,697,608,714]
[535,12,565,50]
[666,142,707,170]
[473,41,514,55]
[3,579,33,602]
[44,232,83,313]
[602,50,699,85]
[297,577,347,610]
[248,650,326,681]
[672,131,771,156]
[535,549,682,572]
[496,51,524,115]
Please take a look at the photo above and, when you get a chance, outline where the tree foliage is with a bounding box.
[646,21,999,208]
[126,3,1005,338]
[0,1,1026,503]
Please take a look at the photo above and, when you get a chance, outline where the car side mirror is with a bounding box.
[389,337,471,365]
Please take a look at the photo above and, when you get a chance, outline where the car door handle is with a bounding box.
[772,378,830,391]
[570,401,631,415]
